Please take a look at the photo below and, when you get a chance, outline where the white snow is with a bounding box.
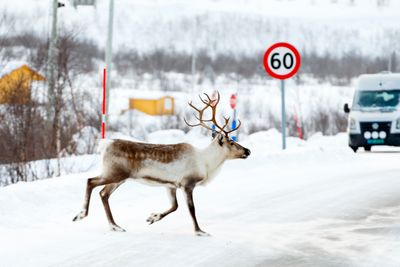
[2,0,399,56]
[1,130,400,267]
[0,61,29,78]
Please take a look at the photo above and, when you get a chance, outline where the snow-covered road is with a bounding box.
[0,132,399,267]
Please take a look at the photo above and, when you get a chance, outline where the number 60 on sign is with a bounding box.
[263,42,301,80]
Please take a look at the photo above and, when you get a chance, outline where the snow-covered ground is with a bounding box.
[1,130,399,267]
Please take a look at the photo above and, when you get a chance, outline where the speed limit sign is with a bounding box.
[262,42,301,150]
[263,42,301,80]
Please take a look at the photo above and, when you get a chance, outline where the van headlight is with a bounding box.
[396,118,400,129]
[349,118,357,130]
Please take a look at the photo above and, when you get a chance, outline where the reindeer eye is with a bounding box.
[230,142,234,146]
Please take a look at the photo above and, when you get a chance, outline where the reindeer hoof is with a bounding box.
[110,224,126,232]
[195,230,211,237]
[147,213,162,225]
[72,211,87,221]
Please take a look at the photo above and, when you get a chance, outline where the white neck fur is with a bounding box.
[198,139,227,183]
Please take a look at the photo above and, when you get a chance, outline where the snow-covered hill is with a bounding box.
[1,130,400,267]
[2,0,400,57]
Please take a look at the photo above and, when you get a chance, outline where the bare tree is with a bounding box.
[0,25,101,186]
[0,11,16,65]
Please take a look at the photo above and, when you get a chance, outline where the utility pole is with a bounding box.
[105,0,115,128]
[191,16,197,94]
[47,0,60,119]
[48,0,64,176]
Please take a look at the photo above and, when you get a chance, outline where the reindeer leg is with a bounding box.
[184,186,210,236]
[99,181,125,232]
[147,188,178,225]
[73,176,109,221]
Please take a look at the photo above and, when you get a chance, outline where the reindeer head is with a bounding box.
[185,92,251,160]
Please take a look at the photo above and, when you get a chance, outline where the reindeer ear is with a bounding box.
[218,134,224,146]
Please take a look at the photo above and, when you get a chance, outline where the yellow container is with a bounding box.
[129,96,174,116]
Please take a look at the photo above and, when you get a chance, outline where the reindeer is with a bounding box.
[72,92,251,236]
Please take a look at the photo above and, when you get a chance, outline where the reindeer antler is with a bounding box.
[184,91,241,137]
[183,97,214,131]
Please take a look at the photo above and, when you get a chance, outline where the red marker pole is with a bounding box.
[101,67,107,139]
[293,110,303,140]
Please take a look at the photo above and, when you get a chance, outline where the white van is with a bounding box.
[344,73,400,152]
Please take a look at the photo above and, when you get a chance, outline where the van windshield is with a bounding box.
[353,89,400,110]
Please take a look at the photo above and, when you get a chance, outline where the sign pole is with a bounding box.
[105,0,115,127]
[211,91,217,137]
[129,109,132,136]
[281,79,286,150]
[232,108,237,141]
[230,93,238,141]
[102,68,107,139]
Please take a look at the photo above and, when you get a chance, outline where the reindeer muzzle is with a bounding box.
[242,148,251,159]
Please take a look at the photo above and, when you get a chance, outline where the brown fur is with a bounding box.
[109,139,191,164]
[181,176,203,188]
[142,176,179,187]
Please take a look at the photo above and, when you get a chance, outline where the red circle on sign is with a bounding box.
[230,94,237,109]
[263,42,301,80]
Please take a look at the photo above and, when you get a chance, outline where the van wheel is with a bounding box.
[350,146,358,153]
[364,146,371,152]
